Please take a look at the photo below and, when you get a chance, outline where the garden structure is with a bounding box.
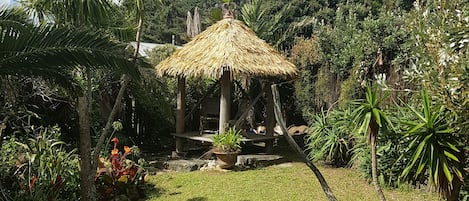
[155,9,297,155]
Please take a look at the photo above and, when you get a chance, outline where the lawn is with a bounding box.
[144,162,437,201]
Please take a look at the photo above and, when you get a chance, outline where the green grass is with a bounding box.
[144,162,437,201]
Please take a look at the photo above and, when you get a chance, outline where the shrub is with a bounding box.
[95,137,146,201]
[306,108,354,167]
[212,127,243,153]
[0,126,80,201]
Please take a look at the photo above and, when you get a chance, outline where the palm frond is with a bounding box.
[0,7,142,92]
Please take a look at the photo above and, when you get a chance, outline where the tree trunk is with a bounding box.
[370,123,386,201]
[447,178,462,201]
[78,96,95,201]
[271,84,337,201]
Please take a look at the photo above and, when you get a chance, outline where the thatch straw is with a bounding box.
[156,19,297,79]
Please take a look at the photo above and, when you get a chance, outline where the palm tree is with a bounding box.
[352,84,392,201]
[400,90,464,201]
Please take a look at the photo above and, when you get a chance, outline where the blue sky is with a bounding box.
[0,0,18,7]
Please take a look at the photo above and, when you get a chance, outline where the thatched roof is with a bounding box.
[155,19,297,79]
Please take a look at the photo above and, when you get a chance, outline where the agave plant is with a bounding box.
[400,90,464,201]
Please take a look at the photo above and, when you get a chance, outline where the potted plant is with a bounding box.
[211,127,243,169]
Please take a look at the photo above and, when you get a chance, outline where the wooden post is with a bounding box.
[176,76,186,153]
[219,70,231,133]
[265,81,275,153]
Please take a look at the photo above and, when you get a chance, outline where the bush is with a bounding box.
[0,126,80,201]
[95,137,146,201]
[306,108,354,167]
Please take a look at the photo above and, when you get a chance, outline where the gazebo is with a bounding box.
[155,11,297,154]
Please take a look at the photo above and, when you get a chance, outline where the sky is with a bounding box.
[0,0,18,7]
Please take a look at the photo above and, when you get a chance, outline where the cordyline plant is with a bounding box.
[95,137,146,200]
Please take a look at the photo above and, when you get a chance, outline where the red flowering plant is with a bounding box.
[95,137,146,200]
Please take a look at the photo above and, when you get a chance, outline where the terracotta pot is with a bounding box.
[213,151,239,169]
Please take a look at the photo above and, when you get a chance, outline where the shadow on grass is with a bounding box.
[142,181,165,199]
[187,197,208,201]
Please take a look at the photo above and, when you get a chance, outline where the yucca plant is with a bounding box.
[399,90,464,201]
[351,84,392,201]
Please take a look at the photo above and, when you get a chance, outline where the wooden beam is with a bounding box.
[219,70,231,133]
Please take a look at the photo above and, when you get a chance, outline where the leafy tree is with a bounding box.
[122,0,220,44]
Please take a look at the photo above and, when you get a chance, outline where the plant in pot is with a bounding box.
[212,127,243,169]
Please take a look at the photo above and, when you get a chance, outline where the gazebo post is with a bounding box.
[175,76,186,153]
[219,70,231,133]
[265,81,275,154]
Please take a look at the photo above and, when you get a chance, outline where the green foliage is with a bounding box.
[212,127,243,153]
[0,126,80,201]
[148,44,177,66]
[293,3,410,114]
[20,0,115,27]
[400,2,469,169]
[240,0,317,50]
[122,0,220,44]
[95,137,146,201]
[353,120,413,189]
[399,90,464,199]
[352,84,393,141]
[0,7,141,92]
[306,108,354,167]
